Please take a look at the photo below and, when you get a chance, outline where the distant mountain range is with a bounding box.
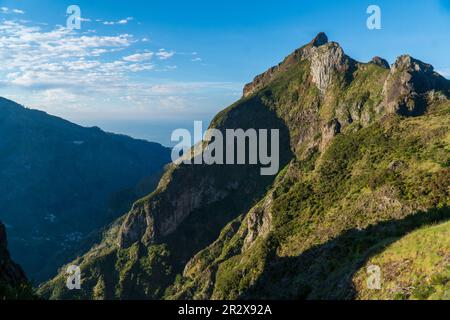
[0,97,171,283]
[3,32,449,300]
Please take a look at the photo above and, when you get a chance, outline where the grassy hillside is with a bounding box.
[353,220,449,300]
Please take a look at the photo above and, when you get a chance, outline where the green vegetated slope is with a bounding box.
[39,33,450,300]
[167,103,450,300]
[353,220,449,300]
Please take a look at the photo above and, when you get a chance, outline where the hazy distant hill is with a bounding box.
[0,97,171,283]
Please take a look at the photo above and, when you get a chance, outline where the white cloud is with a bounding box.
[156,49,175,60]
[103,17,133,25]
[123,52,154,62]
[0,19,240,122]
[0,20,141,92]
[1,7,25,14]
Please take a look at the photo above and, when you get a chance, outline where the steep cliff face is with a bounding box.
[118,169,226,248]
[115,94,294,251]
[0,222,32,299]
[382,55,449,116]
[40,33,450,300]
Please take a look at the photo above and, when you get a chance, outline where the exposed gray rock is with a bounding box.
[320,119,341,151]
[370,56,390,69]
[309,32,328,47]
[118,203,154,248]
[382,55,450,115]
[118,172,228,248]
[243,32,329,97]
[243,33,355,97]
[243,194,273,250]
[0,96,171,282]
[310,42,351,94]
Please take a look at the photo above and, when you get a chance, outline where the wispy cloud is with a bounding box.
[0,20,147,101]
[0,20,135,92]
[1,7,25,14]
[0,19,240,121]
[102,17,133,25]
[123,52,154,62]
[156,49,175,60]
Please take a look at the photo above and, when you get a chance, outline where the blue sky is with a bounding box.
[0,0,449,145]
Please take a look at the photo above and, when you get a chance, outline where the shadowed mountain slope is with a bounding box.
[0,221,34,299]
[0,97,171,282]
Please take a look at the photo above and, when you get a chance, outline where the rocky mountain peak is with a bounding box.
[392,55,434,74]
[309,41,352,93]
[243,33,349,97]
[371,56,390,69]
[382,54,450,115]
[309,32,328,47]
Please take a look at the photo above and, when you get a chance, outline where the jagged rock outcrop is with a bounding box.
[382,55,450,115]
[244,32,356,97]
[370,56,390,69]
[309,42,354,94]
[243,32,329,97]
[118,203,155,249]
[243,194,273,250]
[309,32,328,47]
[118,91,293,249]
[319,119,341,151]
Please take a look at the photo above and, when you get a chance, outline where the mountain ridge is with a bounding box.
[39,33,450,300]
